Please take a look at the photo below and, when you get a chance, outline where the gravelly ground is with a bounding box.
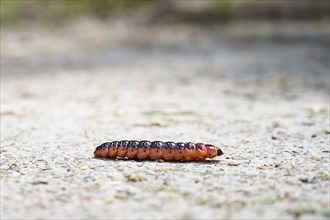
[1,20,330,219]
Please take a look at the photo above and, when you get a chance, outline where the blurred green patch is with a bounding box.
[212,0,235,22]
[288,208,316,219]
[0,0,147,24]
[1,0,328,25]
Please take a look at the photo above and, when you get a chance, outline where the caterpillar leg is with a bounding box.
[136,141,151,160]
[108,146,118,158]
[173,142,185,161]
[162,142,175,161]
[136,148,149,160]
[117,146,127,158]
[183,142,196,161]
[149,148,162,160]
[195,143,208,161]
[117,141,129,158]
[126,147,137,159]
[94,146,102,158]
[126,141,139,159]
[149,141,163,160]
[101,145,109,158]
[162,149,174,161]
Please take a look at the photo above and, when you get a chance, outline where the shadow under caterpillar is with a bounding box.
[94,140,224,161]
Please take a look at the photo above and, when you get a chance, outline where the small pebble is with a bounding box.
[114,192,128,199]
[163,176,173,186]
[31,181,48,185]
[79,165,88,170]
[271,136,277,140]
[126,173,147,182]
[299,178,310,183]
[311,134,317,138]
[227,162,240,166]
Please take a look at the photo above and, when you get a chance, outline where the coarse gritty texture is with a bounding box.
[1,20,330,219]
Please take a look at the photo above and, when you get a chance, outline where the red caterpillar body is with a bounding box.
[94,140,223,161]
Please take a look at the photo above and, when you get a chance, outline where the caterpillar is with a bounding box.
[94,140,224,161]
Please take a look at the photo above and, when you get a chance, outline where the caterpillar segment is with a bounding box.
[94,140,223,161]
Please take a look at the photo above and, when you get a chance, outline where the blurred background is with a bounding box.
[1,0,329,24]
[1,0,329,76]
[1,1,330,219]
[1,0,329,55]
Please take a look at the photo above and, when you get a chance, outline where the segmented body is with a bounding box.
[94,140,223,161]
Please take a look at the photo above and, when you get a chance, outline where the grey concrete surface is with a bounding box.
[1,20,329,219]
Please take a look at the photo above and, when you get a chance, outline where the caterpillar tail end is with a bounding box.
[216,147,224,156]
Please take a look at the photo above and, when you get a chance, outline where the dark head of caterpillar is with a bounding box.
[216,147,224,156]
[204,144,223,158]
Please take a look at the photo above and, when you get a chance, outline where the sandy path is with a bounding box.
[1,20,329,219]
